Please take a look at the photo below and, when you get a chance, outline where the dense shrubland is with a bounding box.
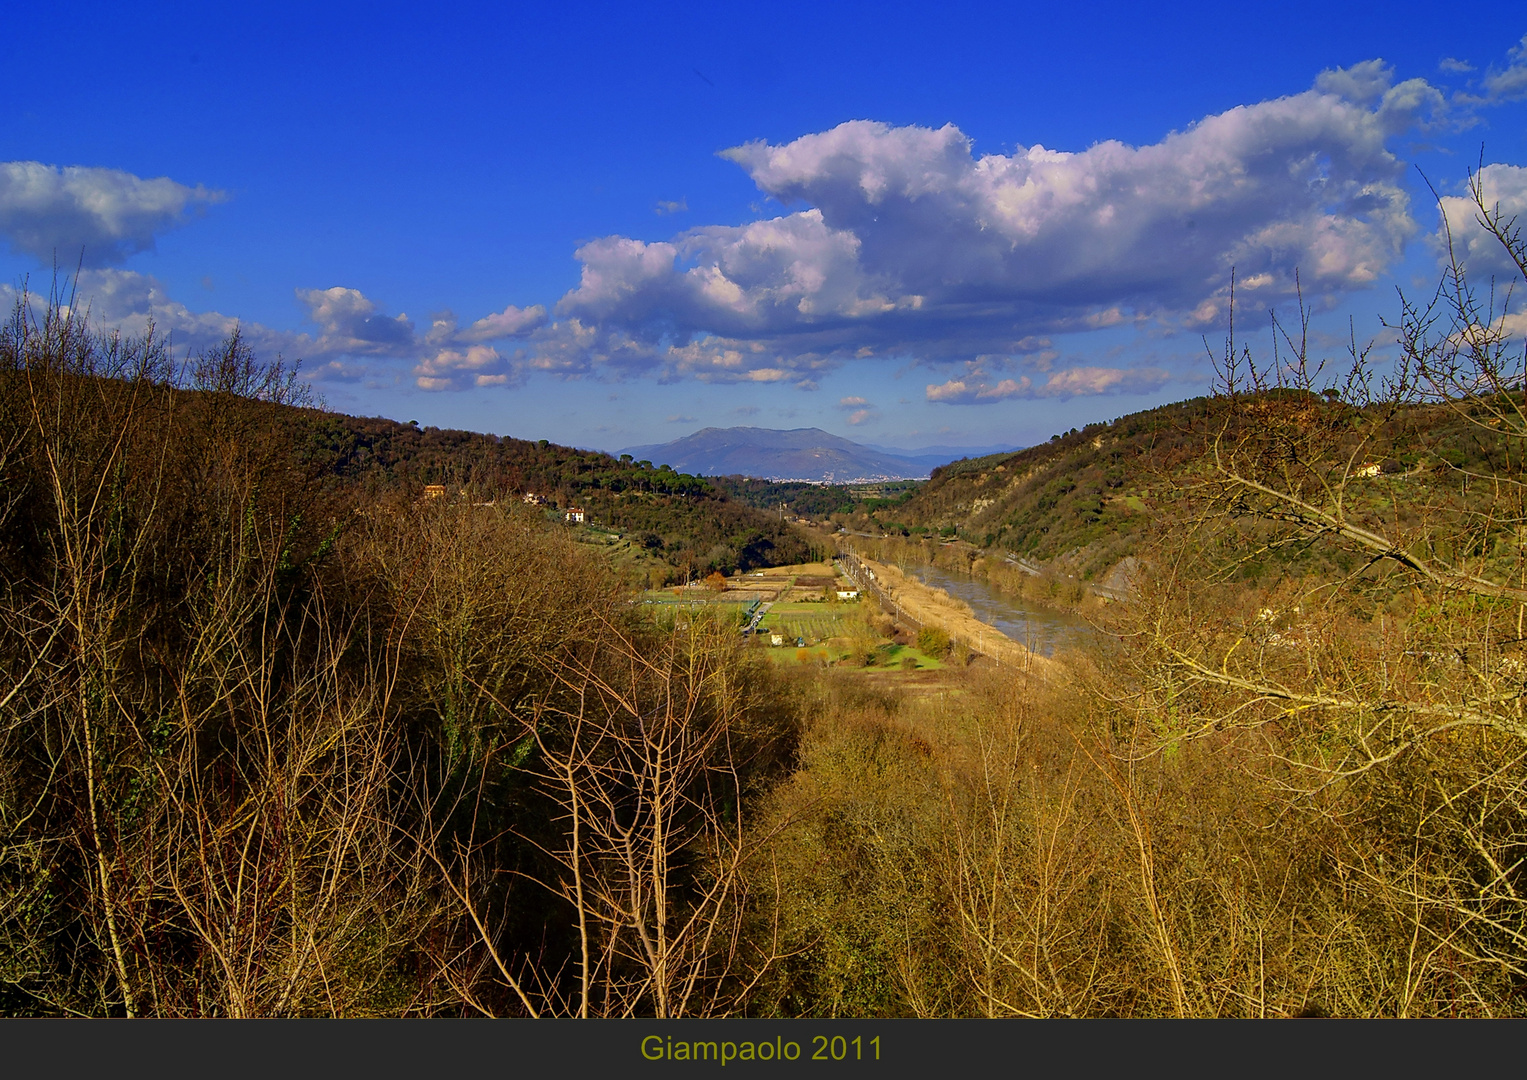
[742,666,1525,1017]
[0,295,799,1015]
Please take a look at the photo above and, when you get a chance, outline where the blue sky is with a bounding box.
[4,2,1527,453]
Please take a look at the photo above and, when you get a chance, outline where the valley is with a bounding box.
[6,287,1527,1019]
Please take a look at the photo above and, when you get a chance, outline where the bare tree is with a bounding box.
[1112,171,1527,1010]
[433,616,786,1017]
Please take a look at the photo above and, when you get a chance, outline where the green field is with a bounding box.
[866,643,945,671]
[757,605,849,644]
[759,640,946,671]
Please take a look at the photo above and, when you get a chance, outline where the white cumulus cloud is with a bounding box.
[543,60,1440,386]
[27,45,1527,401]
[1482,33,1527,101]
[925,376,1032,404]
[52,269,296,360]
[26,272,554,393]
[413,344,515,392]
[450,303,548,343]
[0,161,223,266]
[296,287,416,356]
[837,394,876,424]
[1438,163,1527,280]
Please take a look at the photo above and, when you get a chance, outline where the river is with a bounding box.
[910,563,1094,658]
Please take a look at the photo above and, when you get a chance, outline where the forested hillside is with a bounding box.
[293,400,814,576]
[709,475,856,516]
[840,398,1219,582]
[846,391,1527,587]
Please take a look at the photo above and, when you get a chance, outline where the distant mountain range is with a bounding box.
[619,427,1019,483]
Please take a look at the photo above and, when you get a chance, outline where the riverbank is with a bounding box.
[910,561,1093,658]
[826,529,1119,618]
[839,552,1062,679]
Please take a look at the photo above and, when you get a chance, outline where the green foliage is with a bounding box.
[709,476,856,517]
[887,400,1220,579]
[916,626,950,657]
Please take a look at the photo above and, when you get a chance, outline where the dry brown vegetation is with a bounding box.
[0,290,796,1016]
[748,178,1527,1016]
[743,665,1493,1017]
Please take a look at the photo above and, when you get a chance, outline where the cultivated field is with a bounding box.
[760,604,852,643]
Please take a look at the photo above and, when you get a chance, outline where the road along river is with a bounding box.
[909,563,1094,659]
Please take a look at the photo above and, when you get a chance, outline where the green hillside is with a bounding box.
[841,392,1526,588]
[838,398,1216,581]
[296,413,815,577]
[708,475,925,517]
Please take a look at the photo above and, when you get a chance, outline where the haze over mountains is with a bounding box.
[620,427,1018,482]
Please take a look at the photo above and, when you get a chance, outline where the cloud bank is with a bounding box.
[537,59,1443,389]
[2,267,543,394]
[925,364,1172,405]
